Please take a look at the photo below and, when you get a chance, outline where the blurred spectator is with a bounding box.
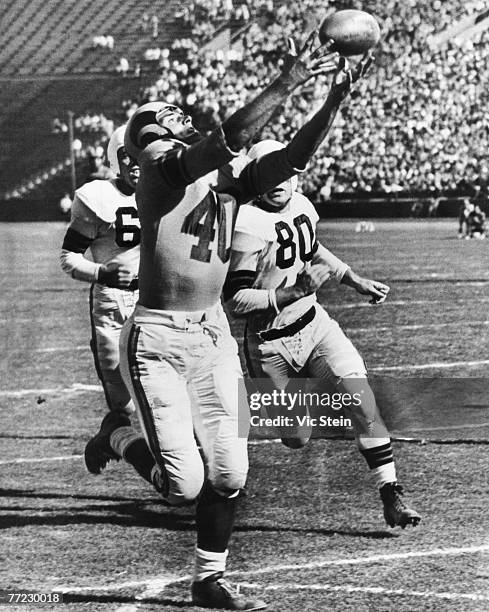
[92,35,114,50]
[52,118,68,134]
[72,138,82,158]
[116,57,129,76]
[151,14,159,39]
[59,193,73,216]
[140,12,149,33]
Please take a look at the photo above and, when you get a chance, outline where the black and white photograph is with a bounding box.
[1,1,488,610]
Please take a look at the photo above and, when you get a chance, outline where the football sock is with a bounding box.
[122,437,156,485]
[193,547,228,582]
[110,426,140,457]
[359,439,397,488]
[196,482,238,553]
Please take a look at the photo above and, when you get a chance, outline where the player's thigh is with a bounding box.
[120,321,204,503]
[190,333,249,494]
[245,330,295,387]
[90,288,131,371]
[307,313,366,382]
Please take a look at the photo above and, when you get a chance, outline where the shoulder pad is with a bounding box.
[75,180,120,222]
[292,192,319,224]
[235,203,275,240]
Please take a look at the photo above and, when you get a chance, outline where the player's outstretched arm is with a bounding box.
[223,32,339,152]
[341,268,390,304]
[285,52,374,171]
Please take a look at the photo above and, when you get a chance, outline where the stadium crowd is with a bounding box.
[46,0,489,200]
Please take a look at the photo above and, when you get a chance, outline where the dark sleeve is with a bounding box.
[154,127,239,189]
[62,227,93,253]
[236,148,305,203]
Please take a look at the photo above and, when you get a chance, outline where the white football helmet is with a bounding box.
[107,124,127,175]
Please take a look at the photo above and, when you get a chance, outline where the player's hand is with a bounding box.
[353,275,390,304]
[98,262,136,289]
[295,263,332,296]
[333,51,375,97]
[281,31,340,87]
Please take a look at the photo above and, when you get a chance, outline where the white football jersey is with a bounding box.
[71,179,140,274]
[231,192,320,330]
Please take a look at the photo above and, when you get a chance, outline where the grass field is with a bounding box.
[1,219,488,611]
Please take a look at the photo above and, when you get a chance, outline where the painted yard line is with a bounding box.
[392,422,489,434]
[0,442,278,466]
[0,383,102,397]
[5,355,489,398]
[13,320,489,352]
[57,545,489,595]
[0,455,83,465]
[35,345,87,353]
[329,298,489,310]
[370,360,489,372]
[346,321,489,333]
[240,582,489,602]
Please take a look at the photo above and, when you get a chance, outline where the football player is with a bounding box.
[60,124,142,474]
[224,138,421,530]
[90,35,372,610]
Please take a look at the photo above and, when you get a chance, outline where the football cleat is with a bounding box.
[191,572,267,610]
[380,482,421,528]
[84,411,130,475]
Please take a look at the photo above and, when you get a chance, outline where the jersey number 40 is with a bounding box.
[181,192,235,263]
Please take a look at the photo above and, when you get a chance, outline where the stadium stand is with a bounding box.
[2,0,489,220]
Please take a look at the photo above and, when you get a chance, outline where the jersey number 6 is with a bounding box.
[115,207,141,248]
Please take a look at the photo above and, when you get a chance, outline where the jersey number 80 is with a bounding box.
[275,214,315,269]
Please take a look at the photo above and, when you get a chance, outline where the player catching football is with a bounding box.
[225,138,421,530]
[60,125,141,473]
[89,34,373,610]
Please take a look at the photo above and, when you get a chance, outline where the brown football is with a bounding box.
[319,10,380,56]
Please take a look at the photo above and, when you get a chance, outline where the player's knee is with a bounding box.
[153,462,205,506]
[210,467,248,495]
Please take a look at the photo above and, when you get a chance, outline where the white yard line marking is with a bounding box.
[0,443,277,466]
[347,321,489,333]
[0,455,82,465]
[57,545,489,596]
[330,298,489,310]
[35,345,87,353]
[239,582,489,602]
[370,360,489,372]
[0,383,102,397]
[114,575,182,612]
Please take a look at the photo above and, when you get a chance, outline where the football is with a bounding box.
[319,10,381,56]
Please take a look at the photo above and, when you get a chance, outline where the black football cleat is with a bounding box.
[191,572,267,610]
[84,411,130,475]
[380,482,421,528]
